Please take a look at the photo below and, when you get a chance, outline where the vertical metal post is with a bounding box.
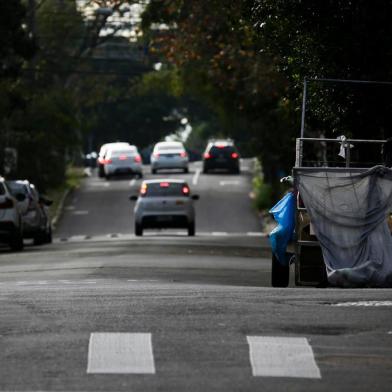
[300,78,307,138]
[345,141,351,167]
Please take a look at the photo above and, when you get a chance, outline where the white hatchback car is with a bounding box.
[103,145,143,179]
[97,142,130,177]
[0,177,24,250]
[150,141,189,174]
[130,179,199,236]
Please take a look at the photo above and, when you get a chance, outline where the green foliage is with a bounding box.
[252,175,273,211]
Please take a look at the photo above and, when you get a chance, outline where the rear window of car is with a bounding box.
[110,148,136,157]
[156,144,184,151]
[209,145,237,155]
[142,182,189,197]
[0,183,5,195]
[6,182,28,195]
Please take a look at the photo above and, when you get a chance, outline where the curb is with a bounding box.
[51,188,73,230]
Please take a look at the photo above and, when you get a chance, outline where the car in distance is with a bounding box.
[130,179,199,236]
[97,142,130,177]
[6,180,53,245]
[102,145,143,179]
[202,139,240,174]
[150,141,189,174]
[0,177,24,250]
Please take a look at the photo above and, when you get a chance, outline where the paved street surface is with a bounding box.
[1,160,392,391]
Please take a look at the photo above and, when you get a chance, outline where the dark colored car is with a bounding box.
[202,140,240,174]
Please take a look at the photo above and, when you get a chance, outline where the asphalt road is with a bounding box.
[0,160,392,391]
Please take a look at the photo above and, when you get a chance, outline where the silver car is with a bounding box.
[6,180,53,245]
[0,177,24,251]
[150,141,189,174]
[130,179,199,236]
[97,142,130,177]
[103,145,143,179]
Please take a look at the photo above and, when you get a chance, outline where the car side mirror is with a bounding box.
[192,195,200,200]
[129,195,138,201]
[15,193,26,202]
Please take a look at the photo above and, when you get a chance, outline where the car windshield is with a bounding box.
[142,182,189,197]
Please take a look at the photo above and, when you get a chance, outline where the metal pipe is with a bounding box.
[300,78,307,138]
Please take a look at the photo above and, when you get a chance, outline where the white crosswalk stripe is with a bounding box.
[87,333,156,374]
[247,336,321,379]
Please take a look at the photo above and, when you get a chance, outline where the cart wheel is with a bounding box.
[271,253,289,287]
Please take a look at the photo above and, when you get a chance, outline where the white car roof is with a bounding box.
[154,141,184,150]
[142,179,187,185]
[99,142,130,153]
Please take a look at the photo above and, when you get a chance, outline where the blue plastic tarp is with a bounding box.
[269,192,295,266]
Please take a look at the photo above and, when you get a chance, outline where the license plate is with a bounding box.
[157,216,172,222]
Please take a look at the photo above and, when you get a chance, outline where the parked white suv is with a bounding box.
[0,177,24,250]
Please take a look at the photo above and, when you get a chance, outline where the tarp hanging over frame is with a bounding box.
[296,166,392,287]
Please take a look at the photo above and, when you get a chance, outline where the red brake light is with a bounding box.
[231,152,239,159]
[119,155,127,161]
[134,155,142,163]
[204,153,211,159]
[98,157,105,164]
[180,151,187,158]
[216,145,225,149]
[103,158,112,164]
[0,197,14,209]
[153,153,159,158]
[182,186,190,195]
[160,182,170,188]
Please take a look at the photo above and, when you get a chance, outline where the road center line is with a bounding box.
[192,168,201,185]
[247,336,321,379]
[219,180,239,186]
[87,333,155,374]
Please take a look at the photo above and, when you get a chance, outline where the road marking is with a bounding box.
[87,333,155,374]
[192,168,201,185]
[72,210,89,215]
[333,301,392,307]
[212,232,228,236]
[90,182,110,187]
[65,206,75,211]
[219,180,240,186]
[246,232,264,237]
[247,336,321,379]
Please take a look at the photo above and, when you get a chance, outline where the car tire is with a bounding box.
[184,168,189,174]
[9,230,24,251]
[188,222,195,236]
[45,226,53,244]
[98,166,105,178]
[135,223,143,236]
[271,253,289,287]
[203,167,208,174]
[137,172,143,179]
[151,168,157,175]
[105,174,111,180]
